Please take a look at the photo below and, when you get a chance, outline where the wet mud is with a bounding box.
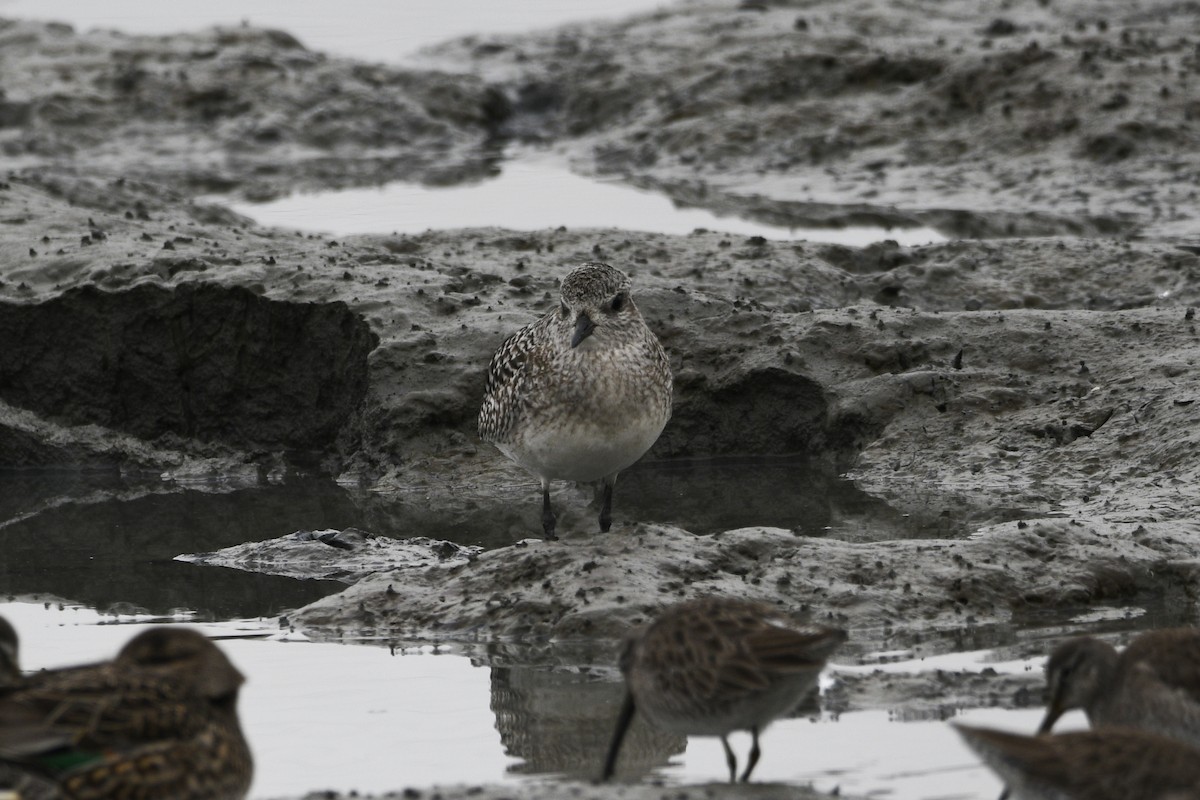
[2,1,1200,797]
[299,784,831,800]
[427,0,1200,239]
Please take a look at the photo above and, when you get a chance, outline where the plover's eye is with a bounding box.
[610,293,626,312]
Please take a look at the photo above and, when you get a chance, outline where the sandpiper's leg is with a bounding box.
[601,691,637,780]
[599,474,615,532]
[721,735,738,783]
[541,479,557,540]
[740,726,761,782]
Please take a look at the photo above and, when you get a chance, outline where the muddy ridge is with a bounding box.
[429,0,1200,238]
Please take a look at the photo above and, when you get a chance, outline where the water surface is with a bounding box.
[4,600,1065,799]
[0,468,1088,800]
[222,154,946,246]
[0,463,973,617]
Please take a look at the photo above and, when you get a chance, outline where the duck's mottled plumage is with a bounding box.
[0,627,252,800]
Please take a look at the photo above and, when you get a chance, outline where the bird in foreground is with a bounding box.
[0,626,253,800]
[0,616,18,688]
[478,262,672,540]
[956,722,1200,800]
[602,597,847,783]
[993,628,1200,800]
[1036,629,1200,744]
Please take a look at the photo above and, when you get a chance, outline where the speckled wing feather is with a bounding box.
[712,614,842,696]
[52,732,247,800]
[743,625,849,671]
[1121,629,1200,705]
[478,314,550,444]
[636,605,753,703]
[635,599,839,703]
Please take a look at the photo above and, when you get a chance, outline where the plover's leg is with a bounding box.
[599,473,616,532]
[541,479,558,540]
[721,735,738,783]
[740,726,761,782]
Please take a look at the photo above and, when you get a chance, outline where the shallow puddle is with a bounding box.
[0,467,1071,800]
[217,153,946,246]
[617,458,993,540]
[0,475,1175,799]
[0,473,352,618]
[0,468,1103,798]
[0,461,986,618]
[3,600,1079,799]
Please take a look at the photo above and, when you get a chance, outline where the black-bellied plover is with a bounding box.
[478,262,672,539]
[956,723,1200,800]
[601,597,847,783]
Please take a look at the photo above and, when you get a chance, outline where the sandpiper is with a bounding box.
[956,722,1200,800]
[0,626,253,800]
[0,617,17,688]
[1036,629,1200,744]
[479,262,672,539]
[601,597,847,783]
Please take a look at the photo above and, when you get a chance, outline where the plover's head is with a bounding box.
[557,262,639,348]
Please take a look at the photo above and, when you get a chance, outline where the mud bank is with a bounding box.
[3,171,1200,635]
[289,519,1200,646]
[299,783,833,800]
[1,4,1200,793]
[0,18,507,199]
[7,0,1200,240]
[177,529,481,583]
[429,0,1200,238]
[4,176,1199,482]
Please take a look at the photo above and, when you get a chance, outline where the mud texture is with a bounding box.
[177,529,481,583]
[2,2,1200,794]
[2,9,1200,639]
[299,784,830,800]
[5,174,1198,487]
[289,520,1200,647]
[0,19,508,199]
[428,0,1200,239]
